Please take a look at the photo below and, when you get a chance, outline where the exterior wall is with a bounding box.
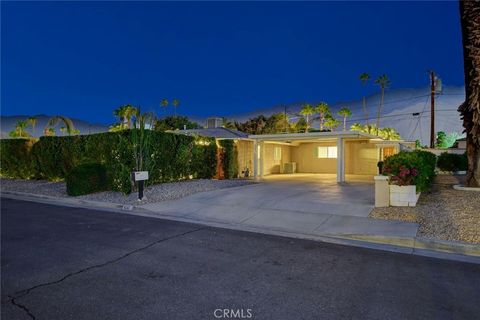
[236,140,254,177]
[291,142,337,173]
[263,143,292,175]
[345,141,379,175]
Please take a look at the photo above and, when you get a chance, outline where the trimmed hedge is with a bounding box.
[383,150,437,192]
[437,152,468,172]
[0,139,37,179]
[1,130,218,194]
[66,163,109,196]
[219,140,239,179]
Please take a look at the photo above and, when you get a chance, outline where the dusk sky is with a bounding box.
[2,1,463,125]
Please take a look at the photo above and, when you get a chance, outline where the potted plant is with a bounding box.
[383,164,420,207]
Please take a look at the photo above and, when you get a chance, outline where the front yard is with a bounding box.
[371,175,480,244]
[0,178,253,205]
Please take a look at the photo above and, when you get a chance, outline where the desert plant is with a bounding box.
[338,107,352,131]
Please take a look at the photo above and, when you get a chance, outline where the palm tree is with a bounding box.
[172,99,179,117]
[374,74,391,135]
[359,72,370,125]
[45,116,76,135]
[458,0,480,187]
[338,107,352,131]
[27,116,37,136]
[379,127,401,140]
[60,126,67,135]
[9,120,31,138]
[299,104,315,133]
[160,99,169,115]
[114,105,138,129]
[315,102,330,131]
[324,115,341,132]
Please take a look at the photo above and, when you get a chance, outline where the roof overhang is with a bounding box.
[248,131,380,142]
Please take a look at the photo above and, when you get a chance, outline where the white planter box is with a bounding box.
[389,185,420,207]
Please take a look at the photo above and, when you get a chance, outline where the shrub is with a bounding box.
[437,152,468,172]
[219,140,238,179]
[1,130,220,194]
[66,163,109,196]
[383,150,437,192]
[0,139,37,179]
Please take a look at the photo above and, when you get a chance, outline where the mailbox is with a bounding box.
[133,171,149,181]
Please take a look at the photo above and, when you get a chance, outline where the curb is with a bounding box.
[2,191,479,264]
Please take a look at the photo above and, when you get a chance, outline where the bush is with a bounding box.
[1,130,219,194]
[383,150,437,192]
[66,163,110,196]
[0,139,37,179]
[219,140,238,179]
[437,152,468,172]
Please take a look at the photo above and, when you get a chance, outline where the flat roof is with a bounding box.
[248,131,380,141]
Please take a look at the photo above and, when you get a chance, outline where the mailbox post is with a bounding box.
[132,171,149,201]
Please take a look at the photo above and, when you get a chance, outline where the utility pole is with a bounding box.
[429,70,436,149]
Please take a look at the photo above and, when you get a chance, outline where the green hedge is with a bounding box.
[437,152,468,172]
[66,163,110,196]
[219,140,239,179]
[383,150,437,192]
[1,130,218,194]
[0,139,37,179]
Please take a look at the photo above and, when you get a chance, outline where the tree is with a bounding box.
[293,117,307,133]
[160,99,169,115]
[374,74,391,135]
[435,131,460,149]
[315,102,330,131]
[264,113,291,134]
[27,116,37,136]
[45,127,56,136]
[60,126,67,135]
[338,107,352,131]
[360,72,370,125]
[8,120,31,138]
[172,99,179,116]
[300,104,315,133]
[44,116,76,135]
[235,115,268,135]
[154,116,199,131]
[222,118,237,129]
[458,0,480,187]
[114,105,139,129]
[378,127,401,141]
[324,114,341,132]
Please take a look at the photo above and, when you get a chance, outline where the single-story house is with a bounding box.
[180,117,415,182]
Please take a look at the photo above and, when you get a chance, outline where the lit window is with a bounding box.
[274,147,282,160]
[317,146,337,158]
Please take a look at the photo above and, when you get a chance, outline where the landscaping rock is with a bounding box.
[1,178,254,205]
[370,175,480,244]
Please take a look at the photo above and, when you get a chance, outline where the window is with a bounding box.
[273,147,282,161]
[317,146,337,159]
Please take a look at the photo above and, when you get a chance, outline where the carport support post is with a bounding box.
[336,137,345,183]
[253,140,264,182]
[253,140,259,181]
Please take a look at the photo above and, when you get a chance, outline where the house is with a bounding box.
[180,117,414,182]
[248,131,415,182]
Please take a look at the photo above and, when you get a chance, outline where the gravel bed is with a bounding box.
[1,178,255,205]
[370,175,480,244]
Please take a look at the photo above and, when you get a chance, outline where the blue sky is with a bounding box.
[2,1,463,125]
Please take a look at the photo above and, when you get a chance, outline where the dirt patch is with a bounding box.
[371,175,480,244]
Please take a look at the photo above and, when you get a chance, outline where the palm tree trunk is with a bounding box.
[343,117,346,131]
[362,96,368,125]
[459,0,480,187]
[376,88,384,135]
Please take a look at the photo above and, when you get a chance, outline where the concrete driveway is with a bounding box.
[141,174,418,239]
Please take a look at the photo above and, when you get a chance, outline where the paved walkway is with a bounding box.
[141,174,419,240]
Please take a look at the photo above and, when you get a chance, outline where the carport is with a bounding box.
[249,131,401,183]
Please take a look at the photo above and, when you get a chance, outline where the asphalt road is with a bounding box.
[2,198,479,320]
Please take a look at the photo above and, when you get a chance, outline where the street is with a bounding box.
[2,198,479,320]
